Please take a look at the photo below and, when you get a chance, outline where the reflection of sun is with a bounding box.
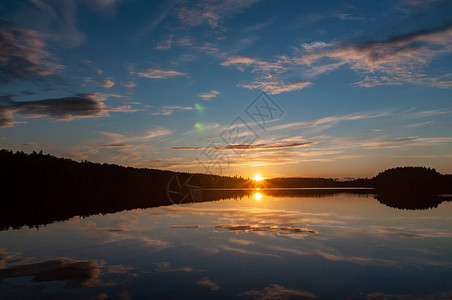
[253,174,263,181]
[254,192,263,201]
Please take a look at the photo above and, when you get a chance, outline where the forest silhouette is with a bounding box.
[1,150,451,230]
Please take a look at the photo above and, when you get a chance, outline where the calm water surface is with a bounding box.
[1,191,451,299]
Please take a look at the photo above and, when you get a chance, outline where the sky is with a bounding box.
[0,0,451,179]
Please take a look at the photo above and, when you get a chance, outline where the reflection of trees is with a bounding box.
[375,192,450,210]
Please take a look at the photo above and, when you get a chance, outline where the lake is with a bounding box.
[0,189,451,299]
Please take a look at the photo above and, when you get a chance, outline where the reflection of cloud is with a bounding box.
[364,291,452,300]
[153,262,193,272]
[221,246,280,258]
[0,249,29,269]
[163,206,338,230]
[86,227,127,232]
[0,258,100,288]
[197,276,220,291]
[213,224,317,234]
[0,257,134,288]
[228,238,255,246]
[171,141,313,150]
[169,225,202,228]
[372,226,452,239]
[92,293,109,300]
[132,67,186,79]
[170,223,317,235]
[269,246,397,267]
[239,284,316,299]
[373,226,421,238]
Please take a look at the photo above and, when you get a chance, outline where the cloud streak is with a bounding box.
[171,141,314,150]
[268,110,392,131]
[132,67,186,79]
[239,80,312,94]
[0,94,137,128]
[152,105,194,116]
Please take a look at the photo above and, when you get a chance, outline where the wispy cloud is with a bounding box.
[0,25,64,82]
[221,56,310,94]
[95,127,174,144]
[152,105,194,116]
[132,67,186,79]
[269,110,392,131]
[176,0,261,28]
[88,144,132,149]
[123,81,136,88]
[155,34,173,50]
[198,90,220,100]
[296,24,452,87]
[219,24,452,90]
[221,56,286,73]
[97,79,115,88]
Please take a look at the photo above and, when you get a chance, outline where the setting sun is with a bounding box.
[253,174,264,181]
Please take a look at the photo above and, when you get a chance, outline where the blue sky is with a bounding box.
[0,0,451,178]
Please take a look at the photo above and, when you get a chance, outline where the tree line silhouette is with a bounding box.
[0,150,450,230]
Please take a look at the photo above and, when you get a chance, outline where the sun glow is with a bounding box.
[253,174,264,181]
[253,192,263,201]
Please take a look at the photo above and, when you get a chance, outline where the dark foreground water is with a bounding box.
[0,190,451,299]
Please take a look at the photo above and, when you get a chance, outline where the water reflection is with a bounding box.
[253,192,263,201]
[375,191,451,210]
[1,188,450,231]
[0,191,451,299]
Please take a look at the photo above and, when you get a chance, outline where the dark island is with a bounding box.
[1,150,451,230]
